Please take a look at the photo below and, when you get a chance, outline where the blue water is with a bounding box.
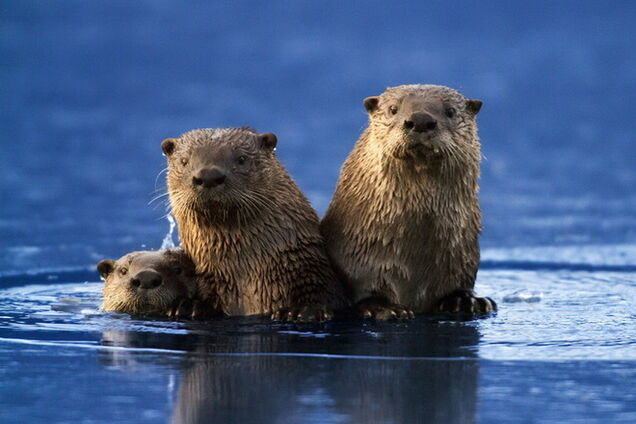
[1,1,635,423]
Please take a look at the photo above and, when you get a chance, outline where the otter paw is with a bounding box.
[168,298,214,320]
[168,298,194,319]
[271,305,333,323]
[356,298,414,320]
[437,290,497,315]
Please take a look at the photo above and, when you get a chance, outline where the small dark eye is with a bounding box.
[236,155,247,165]
[180,157,188,166]
[119,267,128,276]
[445,107,456,118]
[389,105,398,115]
[174,266,182,275]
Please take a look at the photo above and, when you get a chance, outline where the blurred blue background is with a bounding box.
[2,0,635,274]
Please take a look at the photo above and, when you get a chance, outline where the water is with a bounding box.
[1,1,636,423]
[1,261,635,423]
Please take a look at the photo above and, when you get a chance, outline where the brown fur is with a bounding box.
[163,127,346,319]
[321,84,493,314]
[98,249,195,316]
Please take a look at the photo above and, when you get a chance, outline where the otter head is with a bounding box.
[97,249,195,315]
[363,84,482,164]
[161,127,279,221]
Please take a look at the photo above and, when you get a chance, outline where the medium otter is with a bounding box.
[97,248,200,317]
[321,84,496,318]
[161,127,346,321]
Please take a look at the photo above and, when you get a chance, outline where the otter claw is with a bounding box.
[396,308,412,319]
[168,298,215,320]
[297,305,332,322]
[271,308,290,321]
[168,298,192,319]
[356,298,414,321]
[272,305,332,323]
[374,308,397,320]
[177,299,194,317]
[437,289,497,315]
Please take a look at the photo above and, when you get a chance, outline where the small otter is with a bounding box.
[162,127,346,321]
[97,248,200,317]
[321,84,496,318]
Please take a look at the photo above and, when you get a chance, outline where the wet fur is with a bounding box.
[100,249,195,315]
[321,85,483,313]
[165,127,346,316]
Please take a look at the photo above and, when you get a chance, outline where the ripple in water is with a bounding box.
[0,262,635,361]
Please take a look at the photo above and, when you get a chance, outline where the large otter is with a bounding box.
[321,84,496,318]
[161,127,346,321]
[97,248,199,316]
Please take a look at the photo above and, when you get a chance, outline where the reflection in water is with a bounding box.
[100,318,481,424]
[99,329,194,370]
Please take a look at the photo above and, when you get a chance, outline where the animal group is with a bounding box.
[97,84,497,322]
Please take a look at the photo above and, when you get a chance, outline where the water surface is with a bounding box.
[1,246,635,423]
[1,1,635,423]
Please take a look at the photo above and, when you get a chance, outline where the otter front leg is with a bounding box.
[356,296,414,320]
[436,289,497,315]
[271,304,333,323]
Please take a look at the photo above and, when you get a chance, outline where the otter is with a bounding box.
[321,84,496,319]
[161,127,346,322]
[97,248,203,317]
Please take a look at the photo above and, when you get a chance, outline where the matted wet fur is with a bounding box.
[321,84,496,318]
[162,127,346,321]
[98,248,196,316]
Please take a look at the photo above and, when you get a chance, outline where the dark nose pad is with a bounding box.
[130,270,163,290]
[404,112,437,133]
[192,168,226,188]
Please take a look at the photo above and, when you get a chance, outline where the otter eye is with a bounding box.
[119,267,128,276]
[236,155,247,165]
[180,157,188,166]
[445,107,456,118]
[174,266,182,275]
[389,105,398,115]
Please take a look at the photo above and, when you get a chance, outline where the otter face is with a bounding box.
[363,85,482,162]
[161,127,278,216]
[97,249,195,315]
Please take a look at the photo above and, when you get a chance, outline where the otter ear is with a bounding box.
[466,99,483,116]
[97,260,115,280]
[363,96,380,113]
[161,138,178,156]
[258,133,277,151]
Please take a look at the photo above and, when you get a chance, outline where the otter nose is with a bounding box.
[193,168,226,188]
[404,112,437,133]
[130,270,162,290]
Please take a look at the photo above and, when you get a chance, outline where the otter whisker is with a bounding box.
[154,167,168,191]
[148,191,169,207]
